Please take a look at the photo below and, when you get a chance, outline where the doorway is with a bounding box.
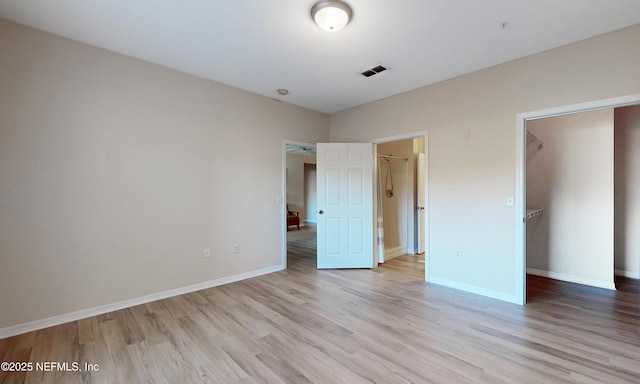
[372,131,429,280]
[283,131,429,277]
[376,139,419,262]
[515,93,640,304]
[525,108,616,291]
[284,142,317,269]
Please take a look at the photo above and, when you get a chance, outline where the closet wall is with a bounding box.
[614,105,640,279]
[526,109,615,289]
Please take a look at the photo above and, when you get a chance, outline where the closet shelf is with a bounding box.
[527,131,543,149]
[526,208,544,220]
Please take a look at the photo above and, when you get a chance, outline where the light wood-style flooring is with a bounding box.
[1,236,639,383]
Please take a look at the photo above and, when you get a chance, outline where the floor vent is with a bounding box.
[361,64,388,77]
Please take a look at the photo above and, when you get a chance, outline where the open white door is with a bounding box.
[317,143,374,269]
[417,152,426,254]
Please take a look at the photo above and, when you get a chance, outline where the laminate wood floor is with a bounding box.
[1,238,639,383]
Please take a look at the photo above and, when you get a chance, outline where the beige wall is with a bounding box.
[614,106,640,279]
[526,110,615,289]
[0,20,328,330]
[330,24,640,300]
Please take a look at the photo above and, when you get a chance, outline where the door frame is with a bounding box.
[282,140,317,269]
[515,93,640,305]
[372,130,429,281]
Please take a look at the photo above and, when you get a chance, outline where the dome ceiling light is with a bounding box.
[310,0,353,32]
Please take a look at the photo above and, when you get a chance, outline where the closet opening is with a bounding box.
[515,94,640,304]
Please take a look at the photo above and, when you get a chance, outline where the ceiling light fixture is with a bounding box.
[310,0,353,32]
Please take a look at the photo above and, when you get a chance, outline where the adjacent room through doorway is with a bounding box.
[376,138,425,266]
[285,143,318,268]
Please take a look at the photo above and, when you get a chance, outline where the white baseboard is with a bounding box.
[428,276,520,304]
[527,268,617,290]
[0,265,284,339]
[382,245,407,261]
[615,269,640,279]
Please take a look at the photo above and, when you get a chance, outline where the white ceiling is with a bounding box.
[1,0,640,114]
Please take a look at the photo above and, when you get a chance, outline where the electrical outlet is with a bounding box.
[203,248,210,258]
[233,244,240,254]
[455,249,461,258]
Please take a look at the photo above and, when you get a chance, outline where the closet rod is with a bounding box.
[378,154,408,161]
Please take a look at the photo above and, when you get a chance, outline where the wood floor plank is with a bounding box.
[2,237,639,383]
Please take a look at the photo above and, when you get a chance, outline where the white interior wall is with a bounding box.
[0,20,329,331]
[329,24,640,301]
[526,109,615,289]
[614,105,640,279]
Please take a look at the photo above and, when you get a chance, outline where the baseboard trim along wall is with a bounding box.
[0,265,284,339]
[615,269,640,279]
[382,245,408,261]
[527,268,617,290]
[429,276,520,304]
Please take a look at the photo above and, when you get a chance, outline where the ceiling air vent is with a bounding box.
[361,64,388,77]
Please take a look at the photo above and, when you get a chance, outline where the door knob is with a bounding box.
[319,210,324,214]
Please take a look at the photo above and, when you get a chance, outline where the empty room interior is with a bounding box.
[1,1,640,383]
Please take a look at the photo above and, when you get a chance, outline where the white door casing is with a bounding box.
[317,143,374,269]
